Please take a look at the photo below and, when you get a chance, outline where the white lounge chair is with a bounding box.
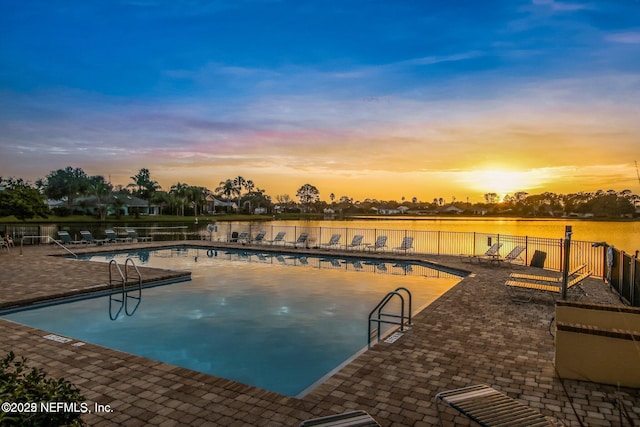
[482,245,525,266]
[251,231,267,244]
[105,229,132,243]
[365,235,387,252]
[125,228,152,242]
[266,231,286,245]
[56,231,83,245]
[346,235,364,250]
[461,242,502,263]
[80,230,109,245]
[320,233,341,248]
[393,236,414,254]
[288,233,309,248]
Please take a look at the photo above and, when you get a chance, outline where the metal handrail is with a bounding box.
[108,258,142,318]
[124,257,142,287]
[368,287,413,347]
[19,235,77,258]
[109,259,125,288]
[108,260,126,320]
[394,287,413,326]
[123,257,142,316]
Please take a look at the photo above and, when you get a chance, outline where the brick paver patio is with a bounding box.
[1,241,638,426]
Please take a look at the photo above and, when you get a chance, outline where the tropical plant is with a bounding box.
[87,176,112,221]
[128,168,161,213]
[215,179,235,212]
[169,182,189,216]
[0,351,85,426]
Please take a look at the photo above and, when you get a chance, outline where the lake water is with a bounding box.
[221,218,640,254]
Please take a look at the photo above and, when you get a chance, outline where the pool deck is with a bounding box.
[1,241,638,426]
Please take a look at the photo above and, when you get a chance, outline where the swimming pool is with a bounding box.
[1,247,462,396]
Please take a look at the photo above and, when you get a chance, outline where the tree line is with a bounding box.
[0,166,638,220]
[0,166,322,220]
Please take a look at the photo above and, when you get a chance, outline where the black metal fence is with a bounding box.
[5,222,638,306]
[608,247,639,307]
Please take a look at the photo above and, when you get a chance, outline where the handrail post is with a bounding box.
[368,288,413,347]
[561,226,572,299]
[395,287,412,326]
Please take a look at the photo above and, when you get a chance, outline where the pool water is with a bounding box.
[2,247,462,396]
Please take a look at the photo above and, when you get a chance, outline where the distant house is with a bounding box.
[205,197,237,213]
[441,205,463,214]
[377,208,400,215]
[72,195,158,216]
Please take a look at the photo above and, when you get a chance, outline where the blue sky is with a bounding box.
[2,0,640,202]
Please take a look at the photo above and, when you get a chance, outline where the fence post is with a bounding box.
[561,225,572,299]
[630,253,636,306]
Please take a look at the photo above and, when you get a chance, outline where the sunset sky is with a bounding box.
[1,0,640,202]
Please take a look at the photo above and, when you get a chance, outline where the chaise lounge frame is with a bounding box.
[435,384,557,427]
[299,410,380,427]
[505,271,591,302]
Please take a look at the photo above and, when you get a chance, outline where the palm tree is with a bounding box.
[215,179,235,212]
[233,176,246,212]
[187,186,208,216]
[87,175,112,221]
[129,168,161,214]
[170,182,189,216]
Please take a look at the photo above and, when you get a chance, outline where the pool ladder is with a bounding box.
[368,287,412,347]
[108,258,142,319]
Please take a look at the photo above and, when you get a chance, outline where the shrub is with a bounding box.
[0,352,85,427]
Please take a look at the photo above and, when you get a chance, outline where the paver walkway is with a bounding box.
[1,242,638,426]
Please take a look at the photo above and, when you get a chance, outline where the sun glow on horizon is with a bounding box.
[458,169,549,198]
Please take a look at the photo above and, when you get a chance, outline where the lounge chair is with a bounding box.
[483,245,525,266]
[236,231,250,243]
[125,228,152,242]
[393,236,414,254]
[105,229,132,243]
[346,235,364,250]
[365,235,387,252]
[509,263,587,283]
[4,235,14,248]
[288,232,309,248]
[251,231,266,244]
[461,242,502,263]
[320,233,341,248]
[266,231,286,245]
[80,230,109,245]
[299,410,381,427]
[505,271,591,302]
[435,384,558,427]
[57,231,83,245]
